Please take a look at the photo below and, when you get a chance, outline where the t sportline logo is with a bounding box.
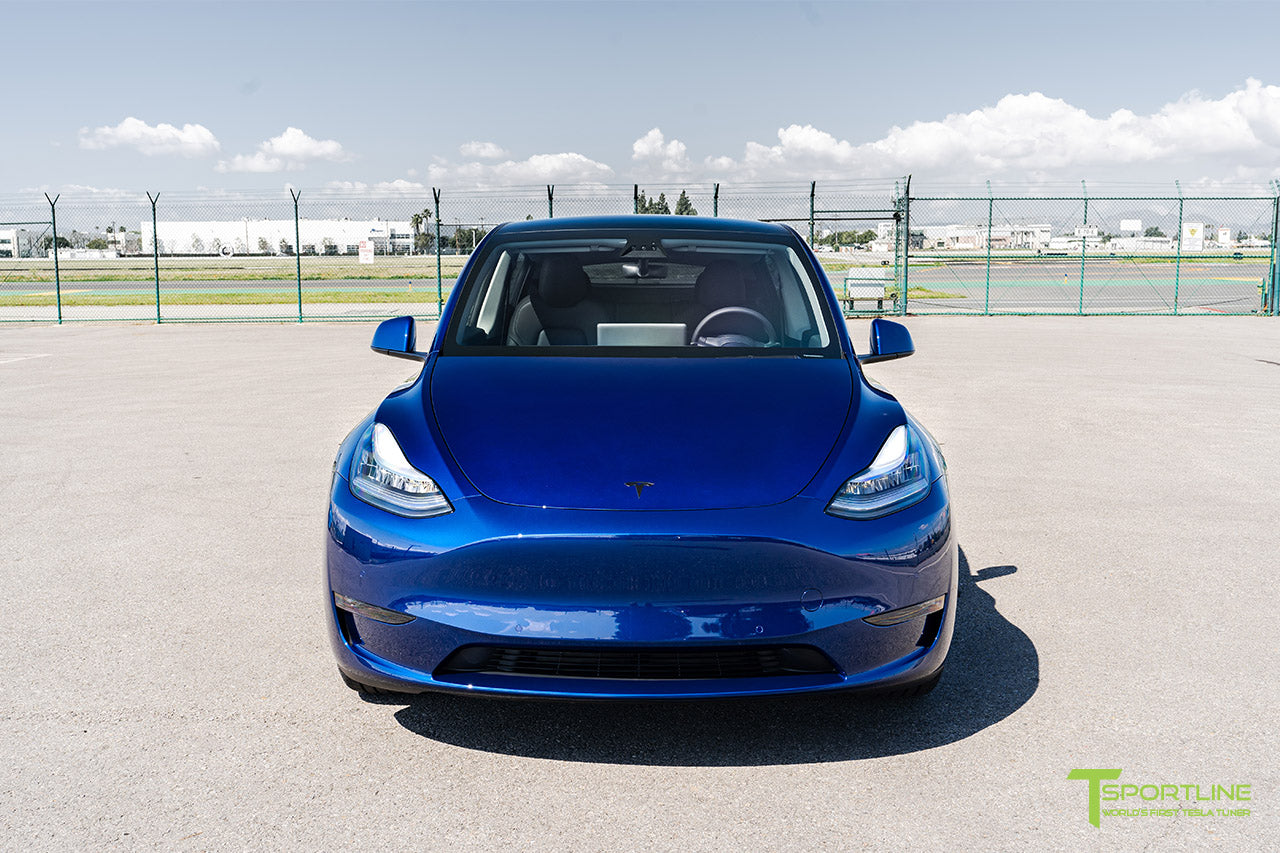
[1068,769,1253,827]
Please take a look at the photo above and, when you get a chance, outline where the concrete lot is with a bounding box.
[0,317,1276,850]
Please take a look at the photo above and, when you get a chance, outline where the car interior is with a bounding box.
[454,239,833,350]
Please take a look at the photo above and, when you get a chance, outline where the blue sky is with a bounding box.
[6,0,1280,194]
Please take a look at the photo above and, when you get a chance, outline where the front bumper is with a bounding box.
[326,472,956,699]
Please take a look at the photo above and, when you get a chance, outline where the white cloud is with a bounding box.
[427,151,614,187]
[216,127,352,173]
[459,141,509,159]
[631,128,691,175]
[78,117,219,157]
[706,79,1280,182]
[17,183,145,201]
[325,178,427,193]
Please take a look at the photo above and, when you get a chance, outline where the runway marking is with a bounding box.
[0,353,51,365]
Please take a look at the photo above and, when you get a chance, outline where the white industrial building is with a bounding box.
[911,223,1053,252]
[0,229,17,258]
[140,219,416,256]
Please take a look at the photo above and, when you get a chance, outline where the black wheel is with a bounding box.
[339,669,409,696]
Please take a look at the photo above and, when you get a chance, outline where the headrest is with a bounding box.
[695,260,748,308]
[536,256,591,308]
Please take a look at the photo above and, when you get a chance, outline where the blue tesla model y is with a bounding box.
[327,215,955,700]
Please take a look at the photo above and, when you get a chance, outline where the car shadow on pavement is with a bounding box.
[385,547,1038,766]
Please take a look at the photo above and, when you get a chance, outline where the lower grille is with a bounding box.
[436,645,837,680]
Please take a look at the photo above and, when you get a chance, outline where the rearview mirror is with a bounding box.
[371,315,426,361]
[860,318,914,364]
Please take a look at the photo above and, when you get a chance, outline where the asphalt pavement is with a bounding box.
[0,318,1276,850]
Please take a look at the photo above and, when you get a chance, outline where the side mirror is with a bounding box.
[860,318,914,364]
[371,315,426,361]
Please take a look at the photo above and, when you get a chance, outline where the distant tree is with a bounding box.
[674,190,697,216]
[322,237,337,255]
[410,209,436,252]
[210,238,223,255]
[526,214,534,221]
[635,190,672,215]
[85,238,109,250]
[822,229,877,248]
[1238,230,1250,242]
[190,235,205,253]
[1143,226,1166,238]
[279,239,294,256]
[258,237,271,254]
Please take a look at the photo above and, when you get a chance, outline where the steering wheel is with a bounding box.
[691,306,778,347]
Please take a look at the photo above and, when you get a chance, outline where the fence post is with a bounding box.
[547,184,554,218]
[808,181,816,246]
[433,188,443,320]
[1173,181,1183,315]
[1078,179,1088,315]
[713,183,719,218]
[44,193,62,324]
[290,189,303,322]
[633,184,639,214]
[892,181,901,306]
[146,192,161,323]
[901,175,911,316]
[1269,188,1279,316]
[984,181,993,315]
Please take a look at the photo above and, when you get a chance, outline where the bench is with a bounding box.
[842,271,896,312]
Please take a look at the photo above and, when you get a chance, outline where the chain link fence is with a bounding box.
[905,190,1279,315]
[2,180,1276,322]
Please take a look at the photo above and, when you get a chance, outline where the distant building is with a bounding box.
[914,223,1052,251]
[0,229,16,258]
[1105,236,1177,252]
[140,218,415,255]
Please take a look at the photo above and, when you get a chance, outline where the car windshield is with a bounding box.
[445,227,839,356]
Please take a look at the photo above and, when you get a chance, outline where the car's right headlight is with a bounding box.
[826,424,931,519]
[348,422,452,518]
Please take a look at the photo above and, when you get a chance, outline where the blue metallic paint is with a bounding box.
[327,216,956,699]
[863,317,916,364]
[370,315,426,361]
[429,356,854,510]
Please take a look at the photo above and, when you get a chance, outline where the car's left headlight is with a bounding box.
[826,423,932,519]
[348,422,452,517]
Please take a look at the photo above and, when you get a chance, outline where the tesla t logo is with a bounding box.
[625,481,654,498]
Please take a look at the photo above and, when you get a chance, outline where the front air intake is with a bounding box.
[436,645,837,681]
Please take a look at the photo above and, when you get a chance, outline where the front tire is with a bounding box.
[884,667,942,699]
[339,669,410,696]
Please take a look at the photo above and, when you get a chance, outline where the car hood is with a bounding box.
[429,356,854,510]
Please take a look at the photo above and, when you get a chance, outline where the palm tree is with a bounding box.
[410,213,423,255]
